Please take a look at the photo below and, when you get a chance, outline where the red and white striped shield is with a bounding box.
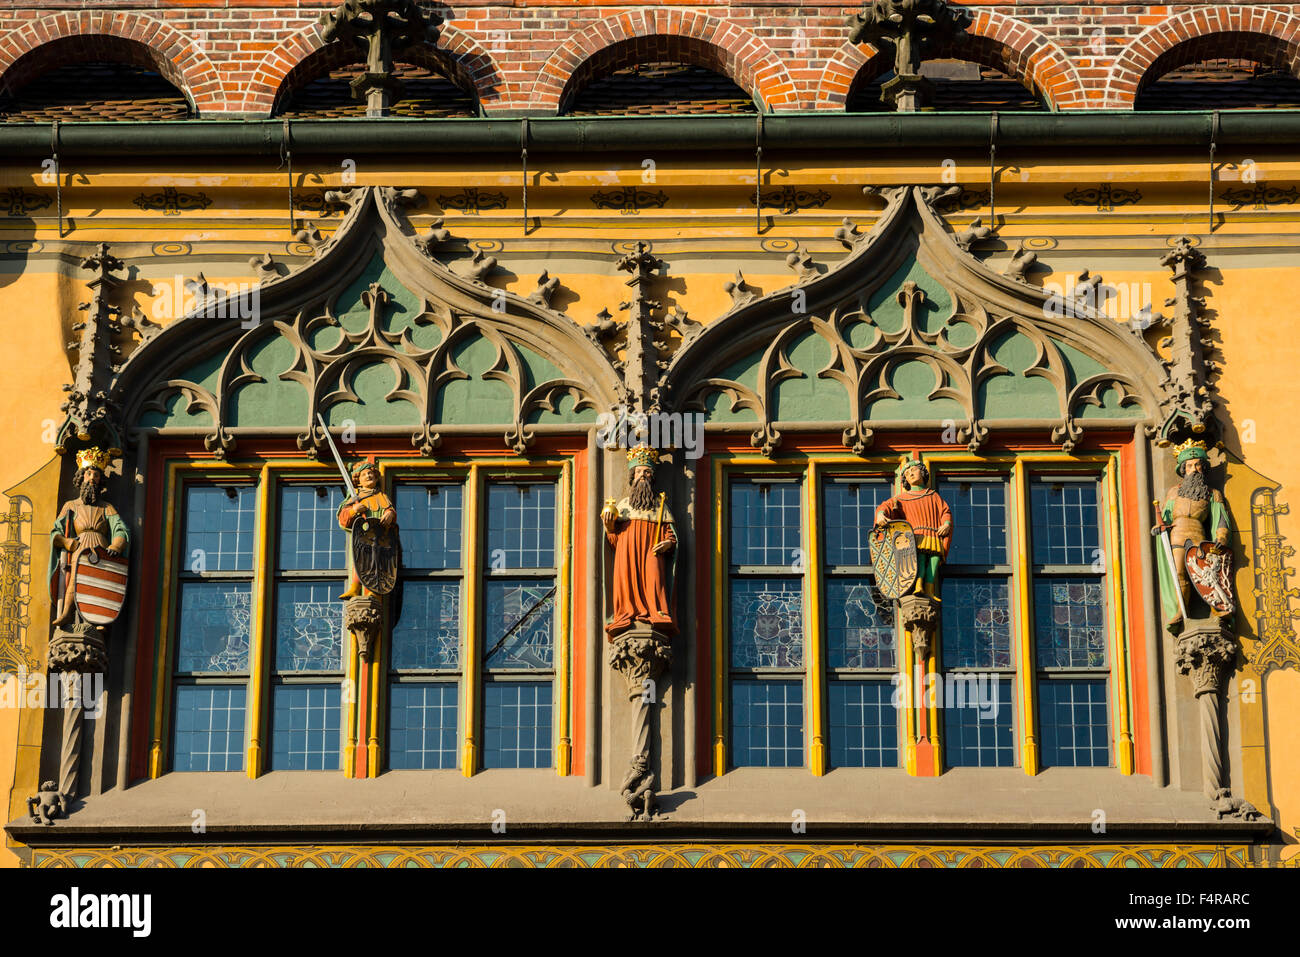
[73,547,129,625]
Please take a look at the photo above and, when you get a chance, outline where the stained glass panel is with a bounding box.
[484,578,555,670]
[176,581,251,674]
[278,485,346,570]
[730,577,804,669]
[183,485,257,572]
[486,483,556,569]
[826,578,896,669]
[1031,481,1101,567]
[392,580,461,670]
[823,481,891,567]
[274,581,344,672]
[396,483,463,569]
[729,481,802,568]
[940,481,1008,566]
[940,577,1012,670]
[1034,577,1107,669]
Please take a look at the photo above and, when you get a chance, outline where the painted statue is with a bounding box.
[1153,439,1233,632]
[49,447,129,627]
[336,456,399,599]
[872,458,952,599]
[602,445,677,637]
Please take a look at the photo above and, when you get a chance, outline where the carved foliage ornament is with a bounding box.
[115,188,619,458]
[667,188,1153,457]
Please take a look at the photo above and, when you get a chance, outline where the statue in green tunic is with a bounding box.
[1152,440,1232,634]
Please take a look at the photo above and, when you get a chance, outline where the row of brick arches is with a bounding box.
[1,6,1299,119]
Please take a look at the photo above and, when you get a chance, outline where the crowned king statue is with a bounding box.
[602,445,677,638]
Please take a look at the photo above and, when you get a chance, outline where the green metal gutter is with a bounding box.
[2,111,1298,156]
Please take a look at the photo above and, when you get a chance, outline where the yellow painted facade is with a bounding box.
[2,145,1299,866]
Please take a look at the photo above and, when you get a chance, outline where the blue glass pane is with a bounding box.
[388,683,458,769]
[729,481,801,567]
[395,484,462,569]
[183,485,257,572]
[486,483,556,569]
[392,580,461,670]
[172,684,246,772]
[730,577,803,669]
[484,578,555,670]
[1039,679,1110,767]
[940,577,1012,670]
[826,578,896,670]
[275,581,343,672]
[939,481,1007,565]
[1034,577,1107,669]
[944,676,1014,767]
[1031,481,1101,567]
[278,485,346,571]
[730,679,803,767]
[270,684,341,770]
[176,581,251,674]
[482,681,552,769]
[828,680,898,768]
[822,481,891,567]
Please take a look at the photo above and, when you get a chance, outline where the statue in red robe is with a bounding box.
[603,446,676,638]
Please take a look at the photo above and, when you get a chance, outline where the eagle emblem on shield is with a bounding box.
[352,517,400,596]
[870,520,918,600]
[1184,542,1234,614]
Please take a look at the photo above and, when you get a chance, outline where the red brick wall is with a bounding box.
[1,3,1298,115]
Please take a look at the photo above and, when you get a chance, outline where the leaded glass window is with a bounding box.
[939,477,1015,767]
[270,484,345,771]
[172,484,256,772]
[389,483,463,770]
[822,478,898,768]
[1031,479,1110,768]
[483,482,556,769]
[728,477,804,768]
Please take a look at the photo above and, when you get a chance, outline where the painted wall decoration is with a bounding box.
[0,493,34,676]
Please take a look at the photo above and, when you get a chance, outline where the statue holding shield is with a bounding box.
[872,458,952,599]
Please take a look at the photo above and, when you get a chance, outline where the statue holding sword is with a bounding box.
[316,415,399,601]
[1151,439,1233,634]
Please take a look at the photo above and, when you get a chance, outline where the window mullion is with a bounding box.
[246,464,274,779]
[806,461,825,776]
[1012,459,1038,776]
[462,464,482,777]
[1105,454,1134,774]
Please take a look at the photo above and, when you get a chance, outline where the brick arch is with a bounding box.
[0,12,221,114]
[533,10,798,113]
[1108,6,1300,109]
[245,22,501,116]
[825,10,1086,111]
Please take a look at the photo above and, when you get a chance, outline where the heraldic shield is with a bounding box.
[1185,541,1234,614]
[353,517,400,596]
[870,520,918,600]
[73,546,129,625]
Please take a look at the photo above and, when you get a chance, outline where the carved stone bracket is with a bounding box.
[899,592,939,660]
[344,595,383,661]
[1175,620,1237,698]
[608,624,672,821]
[48,622,108,675]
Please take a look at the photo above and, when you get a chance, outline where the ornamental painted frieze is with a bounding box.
[133,188,213,216]
[591,188,669,215]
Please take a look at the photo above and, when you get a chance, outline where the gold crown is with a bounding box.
[626,445,660,470]
[1173,438,1209,462]
[75,447,112,472]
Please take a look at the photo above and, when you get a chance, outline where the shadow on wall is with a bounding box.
[0,209,39,292]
